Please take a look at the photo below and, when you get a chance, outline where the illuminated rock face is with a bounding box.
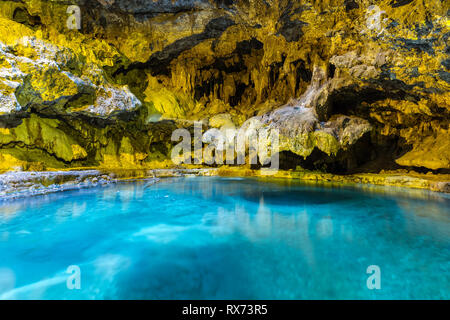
[0,0,448,172]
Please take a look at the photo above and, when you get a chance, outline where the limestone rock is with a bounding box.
[0,30,142,119]
[0,0,448,173]
[243,103,372,158]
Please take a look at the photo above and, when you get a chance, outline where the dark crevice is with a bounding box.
[194,38,264,105]
[390,0,414,8]
[194,74,224,101]
[0,141,82,165]
[229,82,247,107]
[274,132,446,175]
[278,19,308,42]
[395,38,436,55]
[292,59,312,94]
[12,7,42,29]
[328,63,336,78]
[0,114,28,129]
[327,79,420,118]
[344,0,359,11]
[328,86,391,116]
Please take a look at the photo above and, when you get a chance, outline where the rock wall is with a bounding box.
[0,0,448,173]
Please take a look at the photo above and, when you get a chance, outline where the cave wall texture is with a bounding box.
[0,0,448,173]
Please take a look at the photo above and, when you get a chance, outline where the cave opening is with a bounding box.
[274,131,444,175]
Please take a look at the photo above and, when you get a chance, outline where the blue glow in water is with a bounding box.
[0,177,449,299]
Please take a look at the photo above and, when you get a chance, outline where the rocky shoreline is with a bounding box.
[1,167,448,201]
[0,170,116,200]
[0,1,448,178]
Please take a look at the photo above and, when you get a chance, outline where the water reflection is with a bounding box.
[0,177,448,299]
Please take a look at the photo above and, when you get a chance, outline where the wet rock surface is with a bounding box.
[0,170,116,200]
[0,168,220,199]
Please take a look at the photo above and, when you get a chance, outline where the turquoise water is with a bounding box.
[0,177,449,300]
